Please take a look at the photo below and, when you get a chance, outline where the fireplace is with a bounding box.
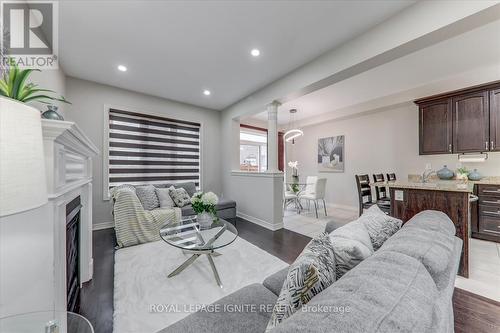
[66,196,82,313]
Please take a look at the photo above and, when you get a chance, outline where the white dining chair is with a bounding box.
[304,176,318,195]
[283,184,298,211]
[300,178,327,218]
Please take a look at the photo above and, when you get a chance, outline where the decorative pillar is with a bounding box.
[267,101,280,172]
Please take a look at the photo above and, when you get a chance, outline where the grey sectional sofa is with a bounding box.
[117,182,237,220]
[160,210,462,333]
[157,182,236,219]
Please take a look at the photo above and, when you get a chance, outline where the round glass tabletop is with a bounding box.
[159,217,238,251]
[0,311,93,333]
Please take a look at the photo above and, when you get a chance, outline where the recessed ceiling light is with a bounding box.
[117,65,127,72]
[203,89,211,96]
[251,49,260,57]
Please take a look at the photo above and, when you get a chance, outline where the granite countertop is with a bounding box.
[371,176,500,193]
[384,181,474,193]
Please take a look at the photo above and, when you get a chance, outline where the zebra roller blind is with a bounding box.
[108,108,200,189]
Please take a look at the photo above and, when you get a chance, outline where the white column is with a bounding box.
[267,101,280,172]
[230,118,240,171]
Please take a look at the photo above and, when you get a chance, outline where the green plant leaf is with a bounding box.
[0,79,8,96]
[13,68,40,100]
[22,94,61,103]
[7,64,18,96]
[19,87,54,101]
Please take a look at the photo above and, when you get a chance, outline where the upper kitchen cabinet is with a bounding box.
[416,81,500,155]
[452,91,489,153]
[490,88,500,152]
[418,99,452,155]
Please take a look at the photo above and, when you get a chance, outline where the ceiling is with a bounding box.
[248,19,500,128]
[58,0,414,110]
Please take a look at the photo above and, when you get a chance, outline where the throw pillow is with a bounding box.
[266,233,336,332]
[135,185,159,210]
[329,221,374,253]
[329,233,373,280]
[168,186,191,207]
[155,187,175,208]
[360,205,403,250]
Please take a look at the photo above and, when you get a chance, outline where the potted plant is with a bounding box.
[191,191,219,229]
[0,58,70,119]
[456,167,469,183]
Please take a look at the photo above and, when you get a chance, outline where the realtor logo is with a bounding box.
[1,0,58,69]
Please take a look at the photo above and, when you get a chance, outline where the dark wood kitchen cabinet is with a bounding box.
[416,81,500,155]
[490,88,500,152]
[419,99,452,155]
[452,91,489,153]
[472,184,500,243]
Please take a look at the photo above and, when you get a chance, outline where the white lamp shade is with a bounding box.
[0,97,47,217]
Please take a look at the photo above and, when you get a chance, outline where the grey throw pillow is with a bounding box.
[360,205,403,250]
[155,187,175,208]
[329,233,373,280]
[329,221,374,253]
[168,186,191,207]
[135,185,160,210]
[266,233,336,332]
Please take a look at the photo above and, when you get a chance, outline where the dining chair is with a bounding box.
[355,174,390,216]
[386,173,396,181]
[372,174,390,204]
[304,176,318,195]
[283,184,298,211]
[299,178,327,218]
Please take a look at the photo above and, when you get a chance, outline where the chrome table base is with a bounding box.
[168,249,224,288]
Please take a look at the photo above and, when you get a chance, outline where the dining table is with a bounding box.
[284,181,313,214]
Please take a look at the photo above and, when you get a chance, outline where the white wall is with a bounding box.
[64,77,222,226]
[287,103,500,210]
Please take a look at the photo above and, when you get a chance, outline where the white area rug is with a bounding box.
[113,237,288,333]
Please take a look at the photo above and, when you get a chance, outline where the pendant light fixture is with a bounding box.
[284,109,303,144]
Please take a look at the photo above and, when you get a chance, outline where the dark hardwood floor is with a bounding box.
[80,217,500,333]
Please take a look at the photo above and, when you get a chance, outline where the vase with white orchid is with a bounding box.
[288,161,300,193]
[191,191,219,228]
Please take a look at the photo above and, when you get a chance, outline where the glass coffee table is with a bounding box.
[159,216,238,288]
[0,311,93,333]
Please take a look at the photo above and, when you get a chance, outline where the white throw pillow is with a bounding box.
[168,186,191,207]
[155,187,175,208]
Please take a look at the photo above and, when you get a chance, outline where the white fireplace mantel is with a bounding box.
[41,119,99,312]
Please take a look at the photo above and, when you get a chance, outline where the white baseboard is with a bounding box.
[93,221,114,230]
[236,212,284,231]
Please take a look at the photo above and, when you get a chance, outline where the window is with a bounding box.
[106,108,200,195]
[240,128,267,172]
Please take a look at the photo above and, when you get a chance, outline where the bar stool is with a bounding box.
[386,173,396,181]
[355,174,390,216]
[372,174,391,205]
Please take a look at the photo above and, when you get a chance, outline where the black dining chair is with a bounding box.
[372,174,390,205]
[355,174,390,216]
[386,173,396,181]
